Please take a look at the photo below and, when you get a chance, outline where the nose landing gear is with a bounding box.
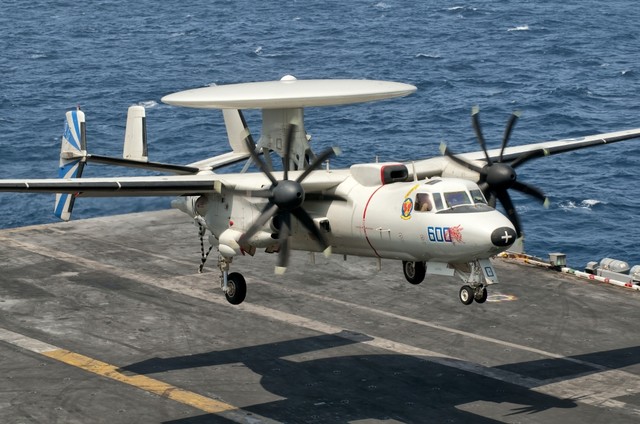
[455,259,496,306]
[459,284,488,305]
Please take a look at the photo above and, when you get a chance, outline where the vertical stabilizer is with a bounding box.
[54,109,86,221]
[222,109,253,154]
[123,105,148,161]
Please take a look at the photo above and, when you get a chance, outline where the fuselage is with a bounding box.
[303,175,517,262]
[181,164,518,264]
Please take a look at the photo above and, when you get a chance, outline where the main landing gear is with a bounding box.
[402,259,493,306]
[218,256,247,305]
[402,260,426,285]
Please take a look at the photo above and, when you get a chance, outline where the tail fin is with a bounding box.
[122,105,148,161]
[222,109,253,154]
[54,109,87,221]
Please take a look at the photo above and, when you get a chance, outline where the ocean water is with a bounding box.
[1,1,639,269]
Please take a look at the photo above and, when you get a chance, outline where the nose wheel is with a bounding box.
[459,285,488,305]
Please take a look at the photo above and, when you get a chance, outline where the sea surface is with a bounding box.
[1,1,639,269]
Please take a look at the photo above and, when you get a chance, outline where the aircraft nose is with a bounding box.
[491,227,517,247]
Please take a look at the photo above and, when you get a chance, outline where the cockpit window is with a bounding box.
[444,191,471,208]
[432,193,444,210]
[415,193,433,212]
[470,189,487,204]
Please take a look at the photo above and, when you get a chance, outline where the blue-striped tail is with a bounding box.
[54,109,86,221]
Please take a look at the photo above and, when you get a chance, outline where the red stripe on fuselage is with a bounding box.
[362,185,384,258]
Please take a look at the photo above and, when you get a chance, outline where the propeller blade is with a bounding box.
[283,124,296,180]
[296,146,340,183]
[291,207,330,251]
[244,136,278,187]
[512,180,548,206]
[440,142,484,174]
[509,148,549,169]
[275,212,291,274]
[471,106,493,165]
[238,202,279,245]
[478,181,496,207]
[499,111,521,162]
[487,191,497,208]
[496,190,523,237]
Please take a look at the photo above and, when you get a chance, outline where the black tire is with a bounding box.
[459,285,474,305]
[402,261,426,285]
[225,272,247,305]
[474,287,488,304]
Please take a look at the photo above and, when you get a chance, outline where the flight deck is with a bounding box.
[1,209,639,423]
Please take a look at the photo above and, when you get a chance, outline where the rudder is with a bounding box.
[54,109,87,221]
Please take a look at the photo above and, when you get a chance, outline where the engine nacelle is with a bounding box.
[171,195,209,218]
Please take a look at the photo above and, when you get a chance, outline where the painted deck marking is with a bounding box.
[42,349,235,414]
[0,327,272,421]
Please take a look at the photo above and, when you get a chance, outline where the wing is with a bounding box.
[0,175,222,197]
[413,127,640,179]
[0,170,348,197]
[466,127,640,163]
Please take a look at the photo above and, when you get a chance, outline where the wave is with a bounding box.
[620,69,635,77]
[137,100,158,109]
[446,6,477,12]
[508,25,530,32]
[558,199,603,211]
[415,53,441,60]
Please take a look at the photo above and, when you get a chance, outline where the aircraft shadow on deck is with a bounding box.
[116,331,640,423]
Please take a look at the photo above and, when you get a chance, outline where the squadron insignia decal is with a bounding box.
[401,183,420,220]
[401,198,413,220]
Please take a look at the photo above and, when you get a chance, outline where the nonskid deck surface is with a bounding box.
[1,210,639,423]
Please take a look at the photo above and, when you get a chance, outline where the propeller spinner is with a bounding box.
[238,125,337,274]
[441,107,549,237]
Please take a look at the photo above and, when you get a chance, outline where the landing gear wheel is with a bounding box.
[225,272,247,305]
[402,261,426,285]
[474,287,488,304]
[459,285,474,305]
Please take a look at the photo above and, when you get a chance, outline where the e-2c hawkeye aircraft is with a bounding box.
[1,75,639,306]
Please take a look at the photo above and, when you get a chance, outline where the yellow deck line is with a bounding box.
[0,328,245,418]
[42,349,235,414]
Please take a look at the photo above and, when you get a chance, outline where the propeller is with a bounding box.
[238,124,338,274]
[441,106,549,237]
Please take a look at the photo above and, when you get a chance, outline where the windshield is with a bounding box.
[414,186,488,213]
[470,189,487,204]
[443,191,471,208]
